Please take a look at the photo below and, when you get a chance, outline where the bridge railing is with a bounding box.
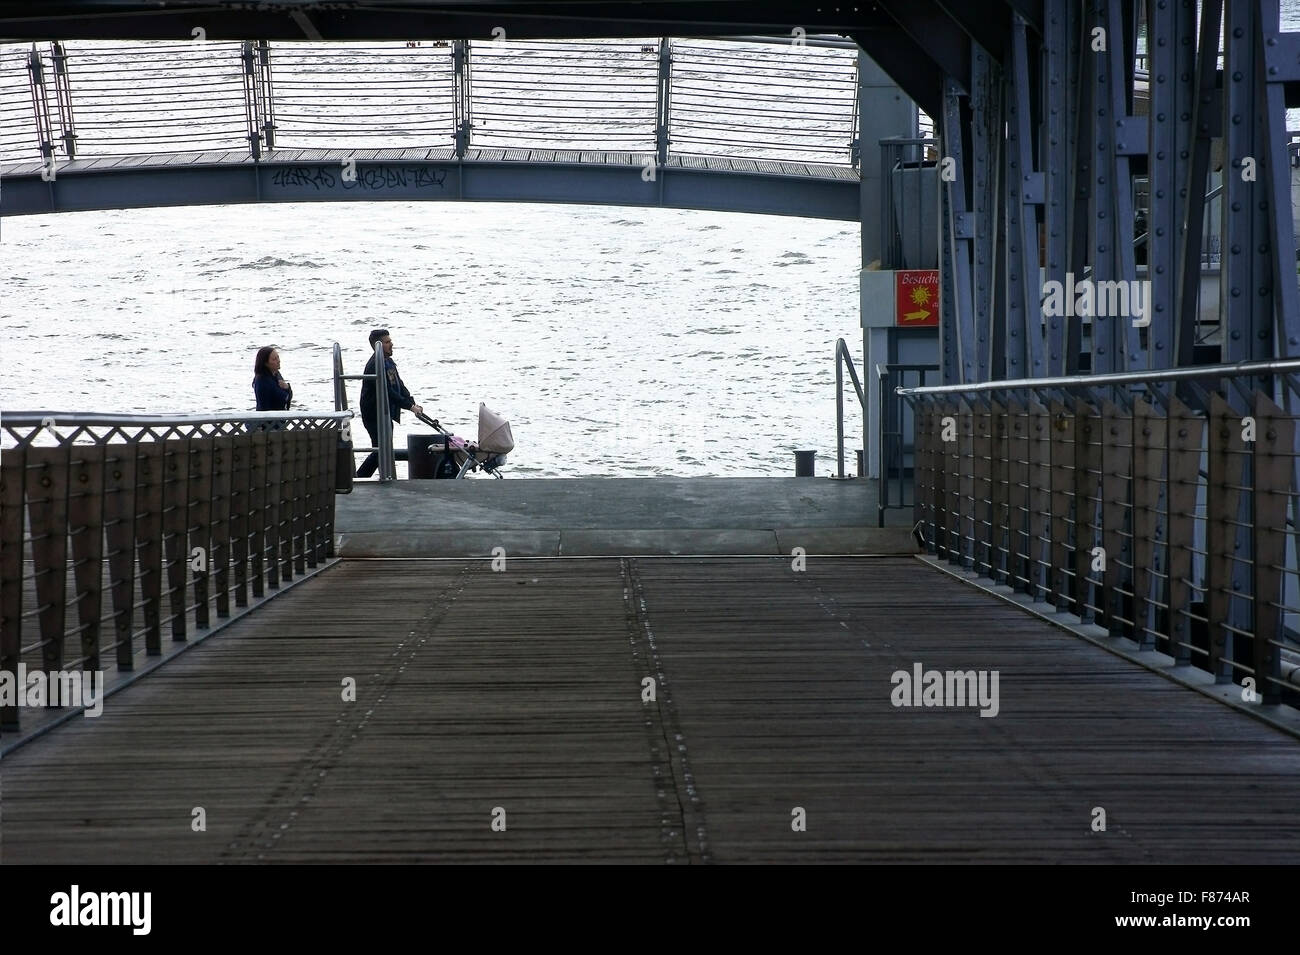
[0,411,349,733]
[0,37,860,167]
[898,361,1300,704]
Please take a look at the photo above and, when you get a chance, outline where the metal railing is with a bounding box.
[333,341,395,483]
[0,37,860,167]
[898,360,1300,704]
[877,363,939,526]
[834,338,866,481]
[0,411,350,733]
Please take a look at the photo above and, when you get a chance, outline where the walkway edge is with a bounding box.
[917,555,1300,740]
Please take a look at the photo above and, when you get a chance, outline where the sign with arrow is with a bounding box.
[895,270,940,327]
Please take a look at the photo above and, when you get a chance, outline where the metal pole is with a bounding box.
[258,40,275,152]
[332,342,346,411]
[453,39,470,158]
[836,348,845,479]
[896,358,1300,397]
[241,40,261,159]
[50,41,76,159]
[374,341,394,482]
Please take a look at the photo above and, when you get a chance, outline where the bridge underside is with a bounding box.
[0,149,858,220]
[3,557,1296,863]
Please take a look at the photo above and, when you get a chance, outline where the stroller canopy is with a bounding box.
[478,403,514,454]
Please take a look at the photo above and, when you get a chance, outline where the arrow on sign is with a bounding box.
[902,309,931,322]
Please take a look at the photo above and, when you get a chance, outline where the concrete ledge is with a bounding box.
[559,529,778,556]
[336,526,920,557]
[336,530,561,558]
[333,478,918,556]
[775,526,918,555]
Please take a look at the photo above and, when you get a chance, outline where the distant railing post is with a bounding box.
[241,40,262,159]
[454,39,471,158]
[257,40,276,151]
[49,41,76,159]
[26,45,55,167]
[656,37,671,167]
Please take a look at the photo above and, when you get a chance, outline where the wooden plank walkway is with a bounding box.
[3,558,1298,863]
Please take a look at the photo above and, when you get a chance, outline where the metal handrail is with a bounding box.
[374,341,394,482]
[2,410,350,426]
[0,409,350,450]
[895,358,1300,397]
[834,337,866,480]
[2,37,860,167]
[330,340,396,483]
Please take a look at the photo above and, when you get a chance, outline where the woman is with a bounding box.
[252,345,293,411]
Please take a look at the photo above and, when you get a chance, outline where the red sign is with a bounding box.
[895,270,940,327]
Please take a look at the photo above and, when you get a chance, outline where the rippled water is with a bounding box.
[0,202,865,477]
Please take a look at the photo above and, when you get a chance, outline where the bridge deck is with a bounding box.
[3,557,1297,863]
[0,148,859,181]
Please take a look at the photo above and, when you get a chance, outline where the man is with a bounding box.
[356,328,424,478]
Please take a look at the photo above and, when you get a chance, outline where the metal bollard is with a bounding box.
[794,450,816,477]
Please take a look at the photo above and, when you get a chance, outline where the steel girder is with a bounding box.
[885,0,1300,385]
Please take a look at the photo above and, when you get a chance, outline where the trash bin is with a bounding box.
[336,428,354,494]
[408,434,458,479]
[794,450,816,477]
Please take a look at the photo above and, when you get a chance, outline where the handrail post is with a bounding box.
[257,40,275,152]
[656,37,671,168]
[834,338,868,482]
[836,344,846,479]
[27,44,55,168]
[878,365,889,520]
[374,341,395,482]
[50,41,76,159]
[332,342,347,412]
[453,39,471,158]
[241,40,261,159]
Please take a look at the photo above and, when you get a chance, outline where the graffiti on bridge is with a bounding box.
[269,165,448,192]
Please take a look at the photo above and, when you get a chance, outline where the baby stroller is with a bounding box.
[414,403,514,478]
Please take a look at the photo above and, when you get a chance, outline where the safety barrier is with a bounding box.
[0,411,349,731]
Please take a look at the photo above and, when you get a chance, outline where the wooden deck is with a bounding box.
[3,557,1299,863]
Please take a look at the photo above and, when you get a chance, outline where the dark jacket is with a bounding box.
[253,372,292,411]
[360,354,414,427]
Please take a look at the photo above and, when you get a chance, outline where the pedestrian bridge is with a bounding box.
[0,36,881,220]
[2,407,1299,863]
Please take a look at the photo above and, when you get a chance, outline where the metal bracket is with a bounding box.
[1021,171,1044,204]
[1114,116,1148,156]
[1263,31,1300,83]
